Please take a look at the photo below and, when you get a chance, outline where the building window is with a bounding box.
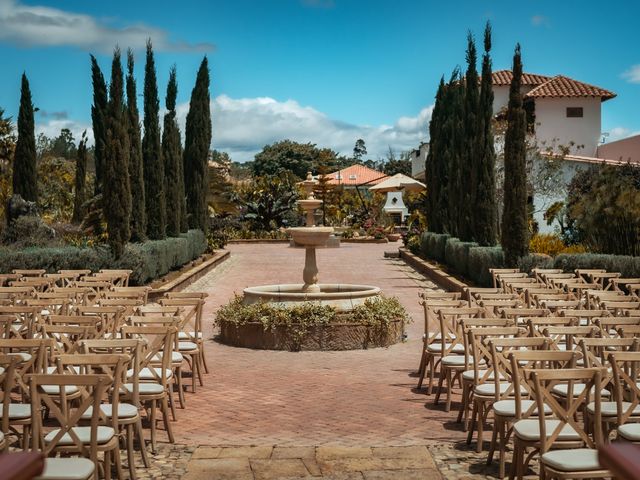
[349,174,357,180]
[335,174,342,180]
[566,107,583,118]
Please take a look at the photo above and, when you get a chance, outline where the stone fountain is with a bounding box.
[243,173,381,311]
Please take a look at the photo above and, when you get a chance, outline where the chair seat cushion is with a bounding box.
[541,448,601,472]
[618,423,640,441]
[152,351,183,363]
[587,401,640,417]
[178,341,198,351]
[178,331,203,340]
[44,426,115,445]
[127,367,173,380]
[551,384,610,398]
[493,399,551,417]
[442,355,482,367]
[513,419,580,441]
[35,457,95,480]
[8,352,31,363]
[124,382,165,395]
[473,382,528,397]
[0,403,31,419]
[41,385,79,395]
[80,403,138,420]
[427,343,465,354]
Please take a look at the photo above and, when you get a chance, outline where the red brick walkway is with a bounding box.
[175,243,465,447]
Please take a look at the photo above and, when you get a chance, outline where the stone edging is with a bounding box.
[398,248,468,293]
[228,239,289,244]
[342,238,389,244]
[148,250,230,301]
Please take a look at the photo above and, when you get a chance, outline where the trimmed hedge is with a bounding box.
[0,229,207,286]
[420,232,450,262]
[553,253,640,278]
[444,238,479,278]
[468,246,504,287]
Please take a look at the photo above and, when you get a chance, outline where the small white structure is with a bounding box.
[383,192,408,224]
[411,143,429,180]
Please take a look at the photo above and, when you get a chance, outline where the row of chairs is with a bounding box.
[0,268,210,480]
[417,267,640,479]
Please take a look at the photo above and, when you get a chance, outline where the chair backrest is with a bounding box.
[28,373,111,461]
[608,351,640,427]
[25,298,70,316]
[97,298,143,318]
[467,326,523,393]
[579,338,639,369]
[159,297,204,339]
[12,269,45,278]
[527,317,579,337]
[542,326,598,351]
[525,367,606,453]
[0,339,50,398]
[419,291,462,301]
[74,306,125,337]
[40,325,93,355]
[0,355,18,435]
[99,269,132,287]
[45,315,103,337]
[164,291,208,299]
[509,350,578,419]
[436,308,484,354]
[0,306,39,339]
[595,317,640,338]
[121,326,176,388]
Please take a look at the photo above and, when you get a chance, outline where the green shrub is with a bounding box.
[420,232,450,262]
[518,253,554,274]
[553,253,640,278]
[444,237,479,277]
[468,246,504,287]
[0,229,207,285]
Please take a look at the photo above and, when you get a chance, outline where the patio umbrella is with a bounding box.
[369,173,426,193]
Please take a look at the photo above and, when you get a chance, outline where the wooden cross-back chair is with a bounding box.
[0,306,39,339]
[531,268,563,284]
[98,299,143,319]
[99,269,132,287]
[74,306,125,338]
[595,317,640,338]
[499,308,549,326]
[78,339,150,473]
[525,367,610,480]
[36,291,83,310]
[464,326,525,454]
[72,281,113,304]
[12,269,45,278]
[11,277,55,293]
[0,274,22,286]
[506,350,579,480]
[484,337,552,479]
[0,286,36,305]
[40,325,95,356]
[465,288,500,305]
[523,288,564,308]
[587,290,630,310]
[45,315,104,338]
[478,300,523,317]
[28,373,119,480]
[120,325,176,452]
[416,299,467,392]
[0,354,19,451]
[526,317,579,338]
[541,326,598,353]
[607,351,640,445]
[489,269,521,288]
[589,271,621,291]
[25,298,70,317]
[560,309,610,327]
[601,300,640,316]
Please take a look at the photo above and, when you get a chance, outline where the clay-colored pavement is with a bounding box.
[169,243,477,479]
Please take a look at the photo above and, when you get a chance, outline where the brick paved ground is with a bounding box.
[146,243,507,479]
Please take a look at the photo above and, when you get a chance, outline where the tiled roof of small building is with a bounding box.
[524,75,616,101]
[324,164,388,186]
[491,70,552,86]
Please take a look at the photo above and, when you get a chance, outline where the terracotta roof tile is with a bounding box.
[491,70,552,86]
[324,164,388,186]
[525,75,616,101]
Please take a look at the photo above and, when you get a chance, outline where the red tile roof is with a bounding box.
[525,75,616,101]
[491,69,551,86]
[324,164,388,186]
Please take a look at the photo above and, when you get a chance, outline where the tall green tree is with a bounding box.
[425,77,445,232]
[142,40,166,239]
[353,138,367,162]
[103,48,132,258]
[162,66,183,237]
[501,44,529,266]
[184,56,212,232]
[458,32,479,241]
[126,49,146,241]
[71,131,88,224]
[90,55,108,196]
[474,22,498,246]
[13,73,37,203]
[444,68,465,236]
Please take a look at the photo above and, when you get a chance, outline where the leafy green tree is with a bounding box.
[0,108,15,164]
[353,138,367,162]
[207,150,235,215]
[103,48,132,258]
[501,44,529,266]
[252,140,343,179]
[444,68,465,236]
[474,21,497,246]
[90,55,108,196]
[425,78,445,233]
[381,147,412,176]
[13,73,37,203]
[235,173,299,231]
[162,66,183,237]
[184,56,212,232]
[72,131,88,224]
[126,49,146,241]
[49,129,77,160]
[142,40,166,239]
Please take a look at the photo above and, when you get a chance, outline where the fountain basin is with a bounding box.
[242,283,381,311]
[287,226,333,246]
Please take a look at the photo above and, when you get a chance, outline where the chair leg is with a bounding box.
[467,399,477,445]
[445,369,453,412]
[196,353,204,387]
[457,381,468,426]
[104,450,112,480]
[487,415,499,465]
[135,417,150,468]
[175,366,186,409]
[167,384,177,421]
[126,424,137,480]
[434,368,445,405]
[149,400,157,453]
[476,401,484,452]
[113,445,124,480]
[427,356,439,395]
[161,396,175,444]
[509,438,519,480]
[200,342,209,374]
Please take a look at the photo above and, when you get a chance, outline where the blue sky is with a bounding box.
[0,0,638,161]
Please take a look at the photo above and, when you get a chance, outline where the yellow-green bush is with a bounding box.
[530,233,587,257]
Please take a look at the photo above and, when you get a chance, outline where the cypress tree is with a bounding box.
[13,73,37,203]
[459,32,479,241]
[474,22,498,246]
[90,55,108,196]
[126,49,146,241]
[142,40,166,239]
[71,131,88,224]
[425,77,445,233]
[445,69,464,237]
[184,56,212,232]
[501,44,529,267]
[162,66,183,237]
[104,48,132,258]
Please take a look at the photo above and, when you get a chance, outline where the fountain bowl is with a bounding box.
[287,226,333,246]
[242,283,381,311]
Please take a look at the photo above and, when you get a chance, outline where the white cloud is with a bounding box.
[0,0,214,53]
[607,126,640,142]
[531,15,550,27]
[621,65,640,84]
[36,95,432,163]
